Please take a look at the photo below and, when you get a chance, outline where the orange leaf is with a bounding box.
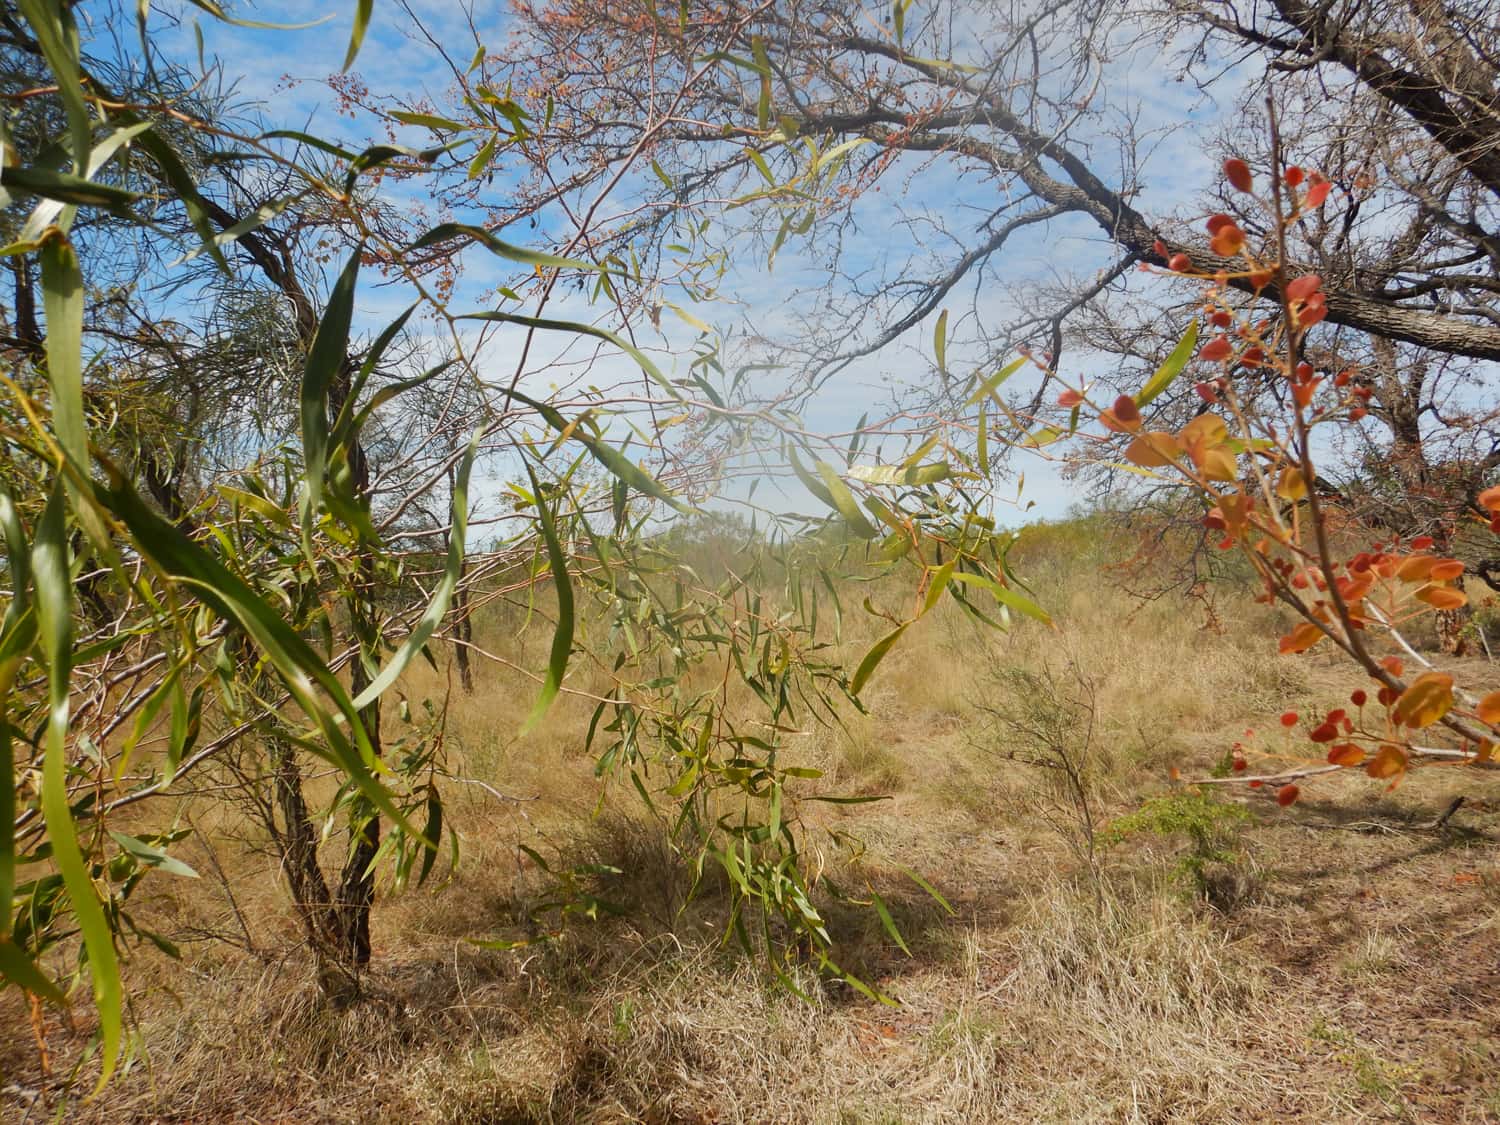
[1429,559,1465,581]
[1395,555,1436,582]
[1338,572,1374,603]
[1278,622,1324,655]
[1292,377,1322,408]
[1125,431,1182,467]
[1218,492,1254,537]
[1181,412,1228,451]
[1480,484,1500,513]
[1365,744,1407,779]
[1392,672,1454,728]
[1199,446,1239,482]
[1326,743,1364,767]
[1414,584,1467,610]
[1477,692,1500,726]
[1210,225,1246,256]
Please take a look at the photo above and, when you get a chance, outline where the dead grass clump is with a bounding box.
[1002,877,1258,1026]
[924,876,1275,1121]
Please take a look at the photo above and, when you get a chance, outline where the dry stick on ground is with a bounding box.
[1299,794,1469,835]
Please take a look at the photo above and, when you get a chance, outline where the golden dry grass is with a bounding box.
[5,516,1500,1123]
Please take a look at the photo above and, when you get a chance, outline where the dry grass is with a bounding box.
[6,517,1500,1123]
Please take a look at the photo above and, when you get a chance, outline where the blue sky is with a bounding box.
[146,0,1255,530]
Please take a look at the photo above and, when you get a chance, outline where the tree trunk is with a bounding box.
[1369,339,1471,656]
[269,736,361,1003]
[331,648,381,970]
[1435,608,1470,657]
[453,558,474,694]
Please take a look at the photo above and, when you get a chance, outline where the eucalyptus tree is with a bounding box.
[0,0,1034,1086]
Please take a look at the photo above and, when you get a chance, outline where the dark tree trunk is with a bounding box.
[453,557,474,694]
[269,736,361,1002]
[1370,340,1473,655]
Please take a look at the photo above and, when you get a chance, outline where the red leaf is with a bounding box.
[1223,158,1253,192]
[1285,274,1323,301]
[1200,336,1232,362]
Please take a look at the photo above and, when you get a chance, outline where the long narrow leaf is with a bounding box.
[461,310,680,400]
[964,356,1027,408]
[16,0,91,170]
[406,223,597,272]
[301,248,361,532]
[33,482,122,1086]
[39,237,87,479]
[949,571,1052,626]
[0,938,64,1005]
[851,621,910,696]
[521,466,574,733]
[1136,320,1199,407]
[0,166,138,211]
[815,462,878,539]
[870,891,911,956]
[505,388,686,511]
[342,0,373,71]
